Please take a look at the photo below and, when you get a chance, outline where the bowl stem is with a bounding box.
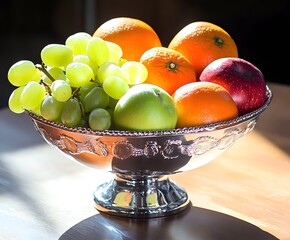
[94,174,190,218]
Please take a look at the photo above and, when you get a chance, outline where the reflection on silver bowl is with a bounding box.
[29,86,272,218]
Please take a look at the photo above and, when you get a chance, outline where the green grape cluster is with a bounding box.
[7,32,148,130]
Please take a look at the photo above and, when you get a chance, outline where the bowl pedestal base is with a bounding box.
[94,174,190,218]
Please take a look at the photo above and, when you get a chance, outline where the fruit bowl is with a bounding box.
[28,86,272,218]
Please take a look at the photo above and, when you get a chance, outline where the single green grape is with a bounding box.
[89,108,111,130]
[65,32,91,55]
[97,62,124,84]
[40,95,64,121]
[8,60,41,86]
[102,76,129,100]
[51,80,72,102]
[73,55,98,75]
[66,62,95,87]
[106,41,123,64]
[8,86,25,114]
[61,98,82,127]
[79,84,98,101]
[86,37,110,67]
[82,86,109,113]
[20,82,46,111]
[121,61,148,85]
[41,44,73,67]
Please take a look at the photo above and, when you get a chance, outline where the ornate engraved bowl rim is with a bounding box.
[28,86,272,137]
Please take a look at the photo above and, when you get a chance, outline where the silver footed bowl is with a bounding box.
[28,86,272,218]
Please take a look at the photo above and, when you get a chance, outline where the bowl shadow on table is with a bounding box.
[59,203,278,240]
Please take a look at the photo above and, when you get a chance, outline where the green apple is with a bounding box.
[113,84,177,131]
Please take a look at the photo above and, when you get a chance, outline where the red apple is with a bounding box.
[199,57,267,115]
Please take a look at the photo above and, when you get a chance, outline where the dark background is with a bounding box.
[1,0,289,109]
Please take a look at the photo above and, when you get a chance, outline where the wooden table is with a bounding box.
[0,82,289,240]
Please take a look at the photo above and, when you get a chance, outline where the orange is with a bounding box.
[172,82,238,128]
[140,47,197,95]
[93,17,162,61]
[168,21,238,78]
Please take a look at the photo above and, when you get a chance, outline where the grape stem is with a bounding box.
[39,79,52,95]
[71,87,86,117]
[79,101,86,118]
[71,87,80,98]
[35,63,55,82]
